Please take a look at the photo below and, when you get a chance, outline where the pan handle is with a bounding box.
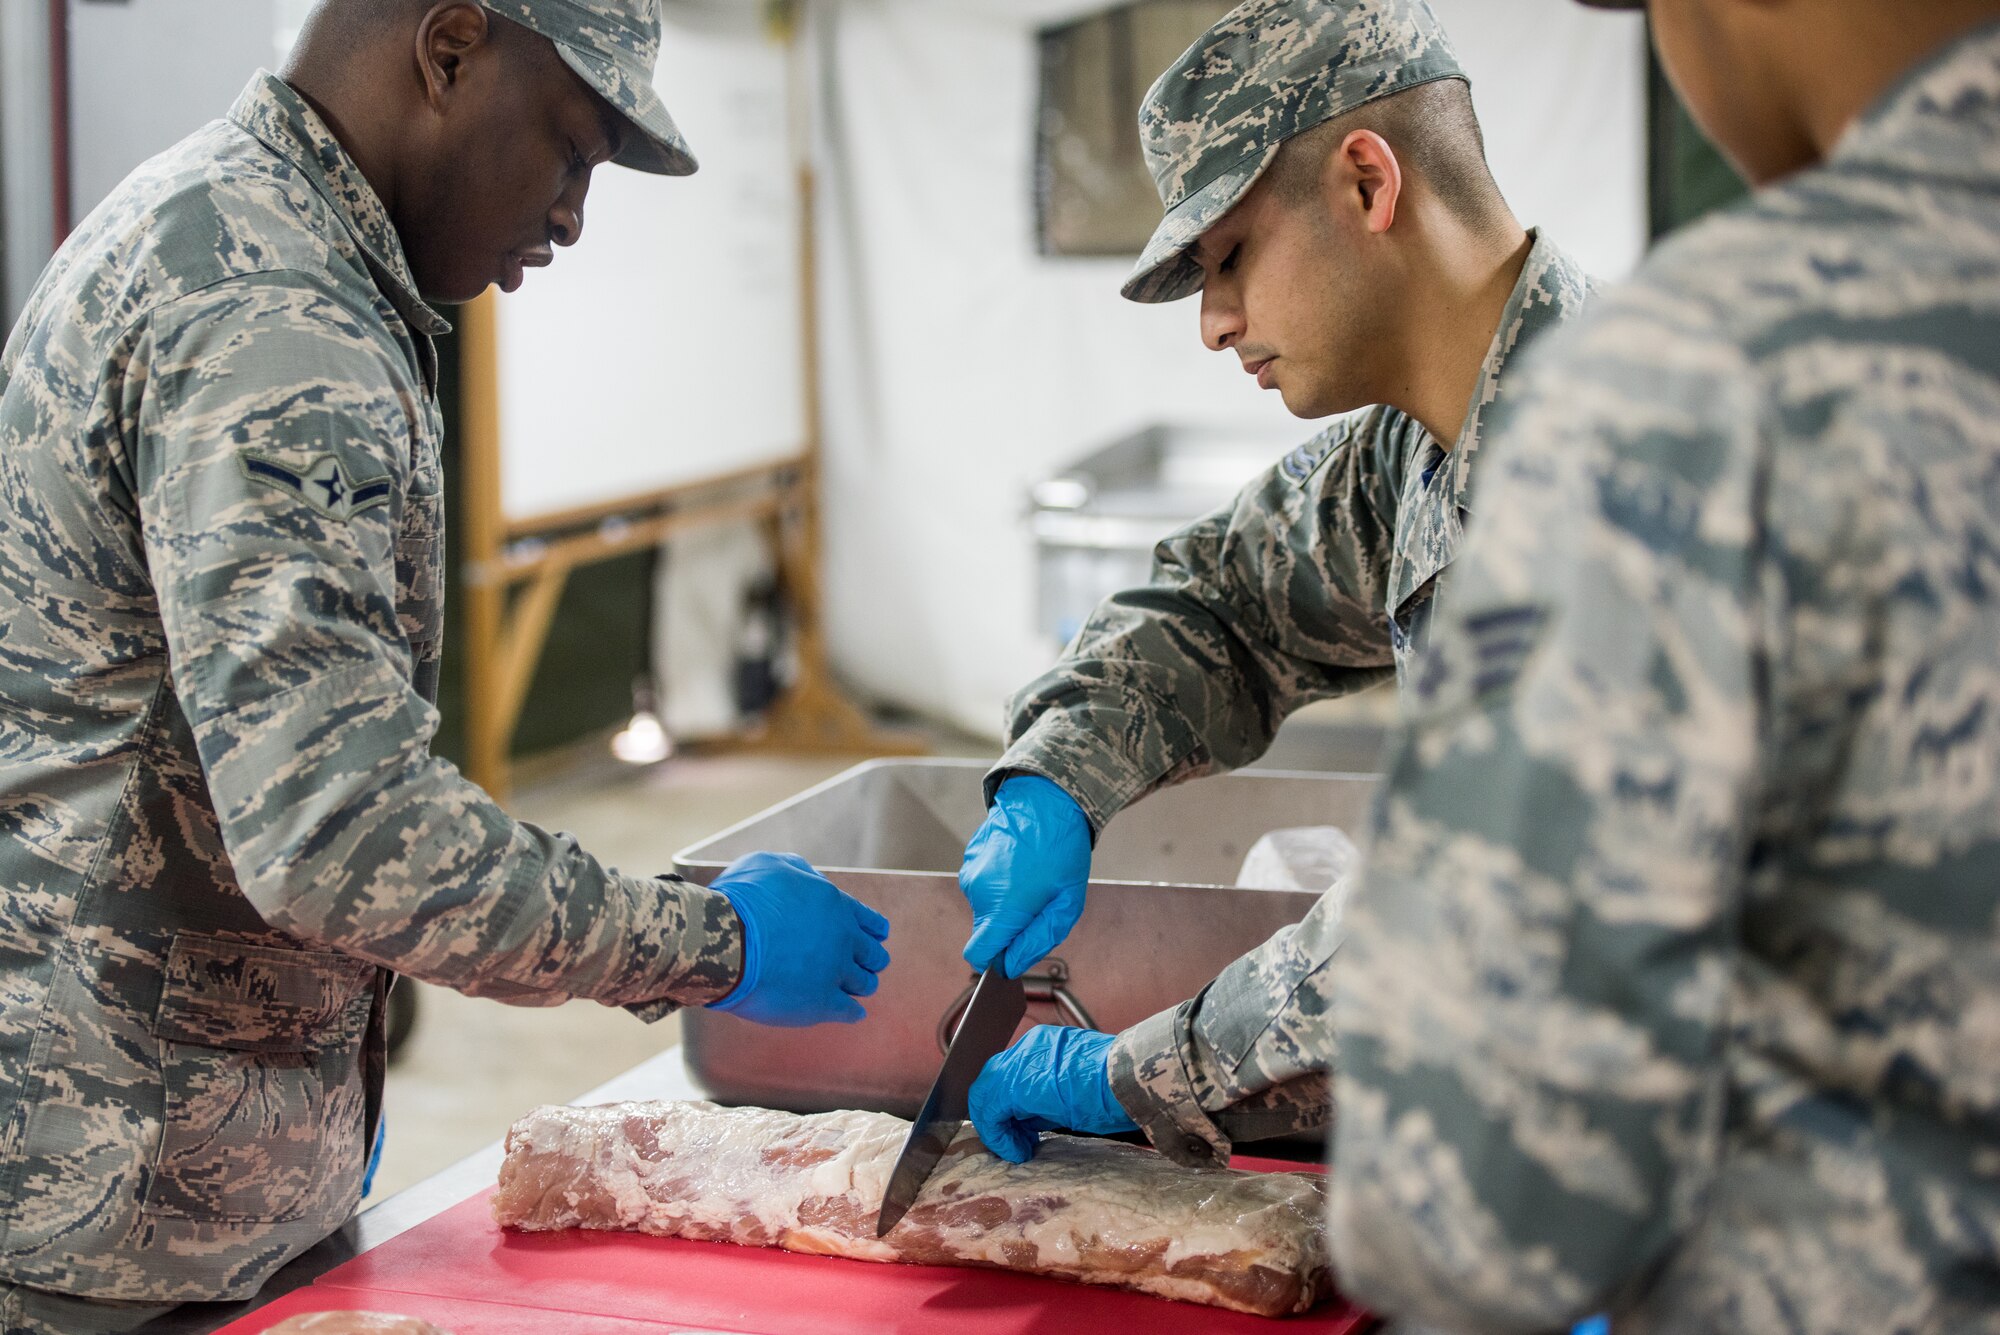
[936,957,1099,1055]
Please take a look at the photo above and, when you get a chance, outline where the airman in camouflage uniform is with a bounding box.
[1328,8,2000,1331]
[0,2,888,1328]
[969,0,1592,1168]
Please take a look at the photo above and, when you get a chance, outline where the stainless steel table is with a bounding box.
[140,1046,706,1334]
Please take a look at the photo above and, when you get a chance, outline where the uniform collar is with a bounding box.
[1441,228,1592,512]
[227,72,452,338]
[1383,229,1593,620]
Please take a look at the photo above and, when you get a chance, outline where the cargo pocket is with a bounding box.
[141,933,376,1224]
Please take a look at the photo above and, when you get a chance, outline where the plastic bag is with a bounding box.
[1235,826,1362,893]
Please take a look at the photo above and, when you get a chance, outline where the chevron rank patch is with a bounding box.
[239,450,392,521]
[1459,602,1548,703]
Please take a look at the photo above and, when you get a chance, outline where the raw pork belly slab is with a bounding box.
[493,1100,1331,1317]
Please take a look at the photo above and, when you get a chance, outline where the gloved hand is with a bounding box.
[960,775,1092,978]
[706,851,891,1027]
[968,1024,1136,1163]
[361,1114,386,1199]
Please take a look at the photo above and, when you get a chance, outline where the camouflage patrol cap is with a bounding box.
[1124,0,1466,303]
[483,0,697,175]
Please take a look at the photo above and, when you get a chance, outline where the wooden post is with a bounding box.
[458,291,512,798]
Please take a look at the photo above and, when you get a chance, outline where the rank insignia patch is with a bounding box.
[1280,433,1340,485]
[240,451,392,521]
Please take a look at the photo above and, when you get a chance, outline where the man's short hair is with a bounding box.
[1267,77,1506,233]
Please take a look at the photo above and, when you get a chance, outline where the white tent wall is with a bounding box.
[64,1,287,224]
[1,3,58,330]
[808,0,1648,740]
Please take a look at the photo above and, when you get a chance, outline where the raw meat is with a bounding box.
[493,1100,1331,1317]
[263,1316,452,1334]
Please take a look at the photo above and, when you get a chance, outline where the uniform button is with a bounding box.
[1185,1136,1210,1159]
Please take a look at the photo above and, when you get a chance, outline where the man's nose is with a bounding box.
[1201,283,1243,352]
[549,187,587,248]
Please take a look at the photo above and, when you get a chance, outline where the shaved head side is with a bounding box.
[287,0,562,94]
[291,0,438,51]
[1268,78,1509,237]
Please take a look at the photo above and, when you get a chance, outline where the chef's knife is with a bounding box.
[874,965,1027,1237]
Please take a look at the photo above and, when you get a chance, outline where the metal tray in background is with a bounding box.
[1030,421,1303,647]
[673,758,1376,1125]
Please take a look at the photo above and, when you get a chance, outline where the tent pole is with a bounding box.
[458,291,516,798]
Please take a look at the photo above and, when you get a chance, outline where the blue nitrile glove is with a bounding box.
[706,851,891,1027]
[361,1114,386,1199]
[960,775,1092,978]
[968,1024,1136,1163]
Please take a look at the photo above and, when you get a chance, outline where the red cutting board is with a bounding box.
[212,1283,715,1332]
[318,1160,1368,1335]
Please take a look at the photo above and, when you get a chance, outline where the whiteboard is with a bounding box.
[495,14,805,524]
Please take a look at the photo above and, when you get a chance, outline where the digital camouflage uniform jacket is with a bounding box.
[0,75,739,1304]
[1329,24,2000,1333]
[994,232,1593,1166]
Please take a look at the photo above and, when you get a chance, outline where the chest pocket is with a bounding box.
[396,437,445,706]
[142,933,377,1224]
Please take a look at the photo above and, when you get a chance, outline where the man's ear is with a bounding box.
[1331,129,1403,235]
[415,2,493,111]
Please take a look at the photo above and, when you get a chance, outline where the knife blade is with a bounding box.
[874,966,1027,1237]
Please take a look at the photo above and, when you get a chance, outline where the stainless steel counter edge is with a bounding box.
[139,1045,707,1334]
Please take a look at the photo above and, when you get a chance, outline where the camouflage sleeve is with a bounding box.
[125,277,740,1010]
[1326,295,1765,1330]
[1107,879,1343,1166]
[990,411,1407,826]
